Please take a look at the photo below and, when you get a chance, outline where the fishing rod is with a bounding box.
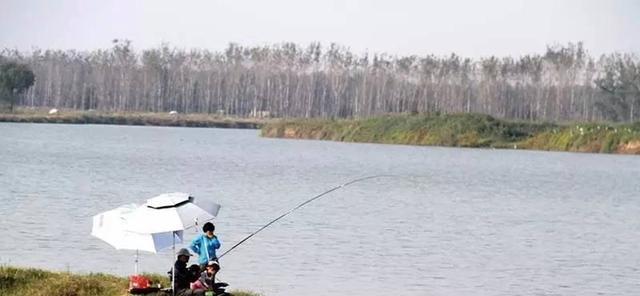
[218,174,399,259]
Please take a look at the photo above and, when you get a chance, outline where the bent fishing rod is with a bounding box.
[218,174,400,259]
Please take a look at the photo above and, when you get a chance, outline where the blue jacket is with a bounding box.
[190,234,221,265]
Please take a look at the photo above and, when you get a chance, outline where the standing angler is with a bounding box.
[190,222,221,268]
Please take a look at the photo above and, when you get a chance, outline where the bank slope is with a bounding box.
[0,266,259,296]
[0,109,264,129]
[261,114,640,154]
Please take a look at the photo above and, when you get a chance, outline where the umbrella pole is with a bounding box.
[135,249,139,275]
[172,231,175,296]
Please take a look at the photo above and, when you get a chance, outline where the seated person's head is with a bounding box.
[176,248,192,262]
[188,264,201,274]
[205,260,220,275]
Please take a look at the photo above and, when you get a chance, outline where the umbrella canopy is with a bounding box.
[91,203,186,274]
[124,192,221,234]
[91,204,184,253]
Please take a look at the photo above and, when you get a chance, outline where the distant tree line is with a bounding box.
[1,40,638,122]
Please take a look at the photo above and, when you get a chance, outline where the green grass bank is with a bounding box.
[0,266,259,296]
[261,113,640,154]
[0,108,265,129]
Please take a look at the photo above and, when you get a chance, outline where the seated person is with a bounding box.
[191,261,230,296]
[170,248,205,296]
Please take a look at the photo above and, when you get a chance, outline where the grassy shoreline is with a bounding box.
[0,108,266,129]
[4,109,639,154]
[261,113,640,154]
[0,266,259,296]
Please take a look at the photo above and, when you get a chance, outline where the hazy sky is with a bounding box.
[1,0,639,57]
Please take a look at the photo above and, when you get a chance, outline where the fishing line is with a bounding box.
[218,174,408,259]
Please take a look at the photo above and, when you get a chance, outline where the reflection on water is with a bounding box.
[1,123,639,295]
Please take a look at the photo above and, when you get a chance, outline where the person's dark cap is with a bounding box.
[176,248,192,257]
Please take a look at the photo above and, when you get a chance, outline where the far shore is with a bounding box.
[4,108,640,155]
[261,113,640,155]
[0,108,267,129]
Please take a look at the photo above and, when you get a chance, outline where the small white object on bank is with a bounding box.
[48,108,58,115]
[169,110,178,115]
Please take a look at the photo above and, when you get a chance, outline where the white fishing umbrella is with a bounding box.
[122,192,221,295]
[124,192,221,234]
[91,204,184,274]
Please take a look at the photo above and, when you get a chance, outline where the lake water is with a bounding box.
[1,123,639,295]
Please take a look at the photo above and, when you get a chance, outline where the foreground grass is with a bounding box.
[0,108,266,129]
[261,113,640,154]
[0,266,259,296]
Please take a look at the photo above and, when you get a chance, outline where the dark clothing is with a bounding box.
[172,260,230,296]
[173,260,198,290]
